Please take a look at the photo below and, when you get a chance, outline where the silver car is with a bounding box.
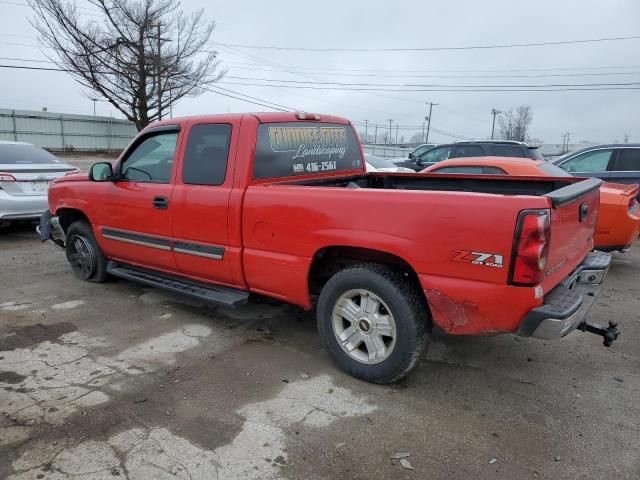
[0,141,77,225]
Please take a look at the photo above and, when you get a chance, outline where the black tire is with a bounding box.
[65,220,108,283]
[317,264,429,384]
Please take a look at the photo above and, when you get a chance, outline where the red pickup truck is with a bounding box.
[40,112,618,383]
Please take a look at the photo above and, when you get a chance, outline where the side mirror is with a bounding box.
[408,152,414,159]
[89,162,114,182]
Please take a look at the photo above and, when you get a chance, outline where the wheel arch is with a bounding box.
[55,208,91,233]
[307,245,428,309]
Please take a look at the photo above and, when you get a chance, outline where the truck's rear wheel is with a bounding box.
[65,221,108,283]
[317,264,428,384]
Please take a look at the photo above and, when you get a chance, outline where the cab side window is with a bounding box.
[120,132,179,183]
[561,150,612,173]
[182,124,232,185]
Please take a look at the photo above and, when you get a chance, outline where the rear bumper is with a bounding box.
[517,251,611,340]
[0,190,48,220]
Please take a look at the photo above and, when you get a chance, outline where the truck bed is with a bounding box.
[283,172,577,197]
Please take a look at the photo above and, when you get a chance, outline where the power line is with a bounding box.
[221,63,640,79]
[219,59,640,74]
[217,80,640,93]
[201,86,290,112]
[213,34,640,52]
[0,0,99,13]
[2,64,640,93]
[208,85,297,111]
[0,63,294,111]
[221,74,640,89]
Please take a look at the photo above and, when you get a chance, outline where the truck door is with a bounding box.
[95,126,180,272]
[169,121,236,286]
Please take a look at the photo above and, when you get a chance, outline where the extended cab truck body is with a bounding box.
[40,112,618,383]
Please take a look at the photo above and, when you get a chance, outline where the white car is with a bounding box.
[0,141,77,225]
[364,154,415,173]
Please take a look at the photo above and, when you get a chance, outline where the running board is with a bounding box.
[106,262,249,308]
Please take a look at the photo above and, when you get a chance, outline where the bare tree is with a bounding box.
[409,132,422,144]
[498,105,533,142]
[30,0,224,130]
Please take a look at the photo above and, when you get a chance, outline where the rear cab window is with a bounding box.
[253,122,363,179]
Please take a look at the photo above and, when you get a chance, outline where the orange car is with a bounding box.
[422,156,640,252]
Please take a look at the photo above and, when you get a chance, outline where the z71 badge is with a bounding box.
[451,250,504,268]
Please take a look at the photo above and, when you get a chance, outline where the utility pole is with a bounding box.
[425,102,438,143]
[395,124,399,146]
[364,120,369,144]
[422,122,426,143]
[387,119,393,145]
[491,108,501,140]
[158,22,162,120]
[374,124,378,144]
[562,132,573,154]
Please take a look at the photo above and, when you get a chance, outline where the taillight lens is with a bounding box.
[510,209,551,286]
[0,173,16,187]
[0,172,16,182]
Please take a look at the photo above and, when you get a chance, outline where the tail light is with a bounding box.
[0,173,16,188]
[510,209,551,286]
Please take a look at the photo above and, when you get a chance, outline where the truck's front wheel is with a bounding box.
[317,264,428,384]
[65,221,108,283]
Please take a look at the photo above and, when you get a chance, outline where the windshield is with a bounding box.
[365,155,394,169]
[0,143,64,165]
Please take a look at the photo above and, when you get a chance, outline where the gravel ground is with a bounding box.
[0,225,639,479]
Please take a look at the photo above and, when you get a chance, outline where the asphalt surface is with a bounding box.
[1,220,639,477]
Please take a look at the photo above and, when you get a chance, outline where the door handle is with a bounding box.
[152,196,169,209]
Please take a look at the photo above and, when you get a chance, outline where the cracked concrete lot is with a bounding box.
[1,224,639,479]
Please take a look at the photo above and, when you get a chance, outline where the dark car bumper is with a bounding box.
[517,251,611,340]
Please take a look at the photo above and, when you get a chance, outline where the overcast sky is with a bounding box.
[1,0,639,144]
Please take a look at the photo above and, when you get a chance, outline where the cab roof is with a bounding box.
[146,112,352,129]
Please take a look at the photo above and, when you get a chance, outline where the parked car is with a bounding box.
[553,144,640,198]
[393,140,544,171]
[422,156,640,252]
[0,141,77,226]
[40,112,617,383]
[387,144,437,169]
[365,154,414,173]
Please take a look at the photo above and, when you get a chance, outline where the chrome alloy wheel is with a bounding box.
[331,289,397,364]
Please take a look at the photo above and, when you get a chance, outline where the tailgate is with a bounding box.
[541,178,602,291]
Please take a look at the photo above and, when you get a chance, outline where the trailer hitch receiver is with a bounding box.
[580,320,620,347]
